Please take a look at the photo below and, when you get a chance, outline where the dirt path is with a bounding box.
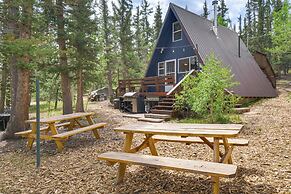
[0,90,290,194]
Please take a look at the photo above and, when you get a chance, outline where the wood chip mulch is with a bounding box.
[0,89,290,194]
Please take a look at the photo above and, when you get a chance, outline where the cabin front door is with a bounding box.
[165,59,176,92]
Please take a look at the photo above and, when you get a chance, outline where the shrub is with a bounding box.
[175,53,240,123]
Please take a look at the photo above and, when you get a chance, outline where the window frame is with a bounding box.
[172,21,182,42]
[190,56,199,70]
[178,57,191,73]
[165,59,176,76]
[158,62,165,76]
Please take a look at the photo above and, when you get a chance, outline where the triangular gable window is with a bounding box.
[172,22,182,42]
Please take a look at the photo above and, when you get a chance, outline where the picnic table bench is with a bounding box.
[15,112,106,152]
[98,123,246,194]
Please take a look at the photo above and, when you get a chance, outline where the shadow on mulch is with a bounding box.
[0,127,123,157]
[113,166,276,194]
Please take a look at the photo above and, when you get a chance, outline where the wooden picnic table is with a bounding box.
[16,112,106,151]
[114,123,243,163]
[113,123,243,191]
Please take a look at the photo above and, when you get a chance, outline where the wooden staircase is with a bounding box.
[150,96,175,116]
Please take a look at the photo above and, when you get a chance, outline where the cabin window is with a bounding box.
[178,57,190,73]
[190,56,200,70]
[158,62,165,76]
[166,60,175,75]
[172,22,182,42]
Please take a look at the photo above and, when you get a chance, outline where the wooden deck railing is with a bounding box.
[117,75,175,97]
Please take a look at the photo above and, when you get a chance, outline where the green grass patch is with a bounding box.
[175,114,242,124]
[241,98,261,107]
[29,101,63,117]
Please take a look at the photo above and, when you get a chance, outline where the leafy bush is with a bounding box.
[175,53,240,123]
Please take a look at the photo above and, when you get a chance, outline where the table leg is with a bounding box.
[49,123,64,152]
[222,138,233,164]
[199,137,223,158]
[146,134,158,156]
[212,137,220,194]
[27,123,36,149]
[74,119,83,127]
[86,115,100,139]
[117,133,133,184]
[68,120,75,131]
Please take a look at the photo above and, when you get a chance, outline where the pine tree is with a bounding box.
[218,0,228,19]
[99,0,114,99]
[140,0,153,67]
[202,0,210,19]
[2,0,32,139]
[217,0,230,27]
[267,0,291,76]
[153,3,163,40]
[112,0,135,78]
[133,6,143,59]
[264,0,272,49]
[238,15,242,36]
[242,17,248,44]
[257,0,265,51]
[68,0,96,112]
[140,0,153,43]
[56,0,73,114]
[244,0,253,48]
[273,0,283,12]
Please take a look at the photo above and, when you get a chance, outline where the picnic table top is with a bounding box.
[26,112,94,124]
[114,123,243,138]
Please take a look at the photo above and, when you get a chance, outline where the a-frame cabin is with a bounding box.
[117,3,277,114]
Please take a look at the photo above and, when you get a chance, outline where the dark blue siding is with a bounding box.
[146,9,197,83]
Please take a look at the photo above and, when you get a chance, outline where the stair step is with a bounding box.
[235,104,242,108]
[151,109,173,115]
[123,114,143,119]
[234,107,250,114]
[144,113,171,120]
[137,118,164,123]
[153,105,173,110]
[159,102,174,106]
[162,98,175,102]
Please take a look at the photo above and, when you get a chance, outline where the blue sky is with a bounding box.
[110,0,248,26]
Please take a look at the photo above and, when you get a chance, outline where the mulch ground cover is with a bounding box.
[0,89,290,194]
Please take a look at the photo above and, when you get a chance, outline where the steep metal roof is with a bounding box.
[170,3,277,97]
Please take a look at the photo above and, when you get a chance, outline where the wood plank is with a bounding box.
[144,114,171,120]
[98,152,237,177]
[26,112,95,124]
[145,134,158,156]
[212,138,221,194]
[116,123,243,131]
[137,118,164,123]
[114,123,242,138]
[117,133,133,184]
[52,123,106,139]
[152,135,249,146]
[15,122,71,136]
[221,146,234,164]
[123,114,143,119]
[234,107,250,114]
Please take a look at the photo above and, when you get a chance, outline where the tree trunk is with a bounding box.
[3,70,30,139]
[0,64,8,113]
[76,69,84,112]
[54,87,59,110]
[4,1,19,113]
[2,1,31,139]
[56,0,73,114]
[107,66,113,99]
